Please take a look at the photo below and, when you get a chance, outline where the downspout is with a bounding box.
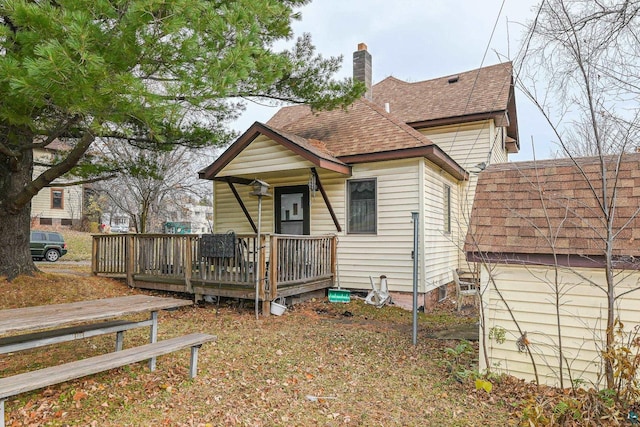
[418,159,426,294]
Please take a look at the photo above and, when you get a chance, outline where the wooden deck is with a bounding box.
[92,233,337,313]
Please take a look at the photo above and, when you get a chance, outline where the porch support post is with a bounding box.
[185,236,193,294]
[331,235,338,286]
[311,168,342,232]
[126,234,135,287]
[259,234,269,316]
[91,235,98,275]
[227,181,258,233]
[269,235,278,300]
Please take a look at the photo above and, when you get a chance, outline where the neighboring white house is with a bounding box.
[31,140,84,227]
[465,155,640,387]
[163,204,213,234]
[200,44,520,307]
[100,212,130,233]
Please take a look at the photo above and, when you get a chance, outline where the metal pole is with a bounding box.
[255,195,262,320]
[411,211,419,345]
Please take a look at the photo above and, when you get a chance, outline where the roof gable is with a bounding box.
[466,154,640,261]
[199,122,350,181]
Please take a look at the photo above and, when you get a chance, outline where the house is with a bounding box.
[465,154,640,386]
[100,212,130,233]
[199,43,520,308]
[163,204,214,234]
[31,140,84,228]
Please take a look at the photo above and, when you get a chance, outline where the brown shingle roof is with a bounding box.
[372,62,518,142]
[465,154,640,260]
[267,98,433,157]
[373,62,512,122]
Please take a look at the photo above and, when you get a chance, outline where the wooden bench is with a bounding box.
[0,320,150,354]
[0,333,216,427]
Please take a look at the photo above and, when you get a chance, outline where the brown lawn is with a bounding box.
[0,269,572,426]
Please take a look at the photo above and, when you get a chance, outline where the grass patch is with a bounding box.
[59,230,93,261]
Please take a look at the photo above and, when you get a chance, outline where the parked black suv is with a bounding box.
[30,231,68,262]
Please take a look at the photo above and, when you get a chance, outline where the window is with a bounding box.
[348,179,376,234]
[48,232,64,242]
[39,217,52,225]
[51,189,64,209]
[31,232,47,240]
[438,284,447,302]
[444,184,451,233]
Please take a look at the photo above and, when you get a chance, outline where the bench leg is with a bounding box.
[116,331,124,352]
[149,311,158,371]
[189,344,203,378]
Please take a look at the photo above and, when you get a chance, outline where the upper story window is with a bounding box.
[444,184,451,234]
[51,189,64,209]
[348,179,376,234]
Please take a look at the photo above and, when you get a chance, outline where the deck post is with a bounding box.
[330,235,338,287]
[126,234,135,287]
[269,235,278,300]
[258,234,268,315]
[91,235,98,275]
[185,236,193,293]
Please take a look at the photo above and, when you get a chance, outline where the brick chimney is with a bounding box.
[353,43,372,100]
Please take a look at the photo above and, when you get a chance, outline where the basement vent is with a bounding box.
[447,75,459,84]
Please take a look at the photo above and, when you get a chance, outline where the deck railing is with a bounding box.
[269,234,335,286]
[92,233,336,300]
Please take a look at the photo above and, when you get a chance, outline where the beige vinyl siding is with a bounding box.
[420,122,490,263]
[490,126,508,164]
[30,150,83,221]
[212,158,426,293]
[30,186,83,220]
[213,169,346,236]
[337,159,421,293]
[480,264,640,387]
[419,121,492,170]
[423,161,460,292]
[219,135,315,177]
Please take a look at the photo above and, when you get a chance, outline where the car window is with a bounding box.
[31,232,47,241]
[48,233,63,242]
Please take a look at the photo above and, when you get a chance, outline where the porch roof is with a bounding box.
[199,122,351,181]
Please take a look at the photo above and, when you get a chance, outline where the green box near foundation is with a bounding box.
[328,288,350,303]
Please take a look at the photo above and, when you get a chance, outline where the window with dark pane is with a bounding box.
[51,189,64,209]
[348,179,376,234]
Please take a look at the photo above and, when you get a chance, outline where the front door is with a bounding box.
[275,185,310,235]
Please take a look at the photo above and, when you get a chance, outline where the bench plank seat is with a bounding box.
[0,320,149,354]
[0,333,216,400]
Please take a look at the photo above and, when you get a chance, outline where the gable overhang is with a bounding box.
[338,145,468,181]
[199,122,352,180]
[408,111,505,131]
[408,109,519,152]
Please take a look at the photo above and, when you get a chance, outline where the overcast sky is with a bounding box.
[234,0,555,161]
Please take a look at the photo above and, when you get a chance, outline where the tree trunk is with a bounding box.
[0,148,37,280]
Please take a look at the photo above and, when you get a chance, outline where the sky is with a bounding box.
[233,0,557,161]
